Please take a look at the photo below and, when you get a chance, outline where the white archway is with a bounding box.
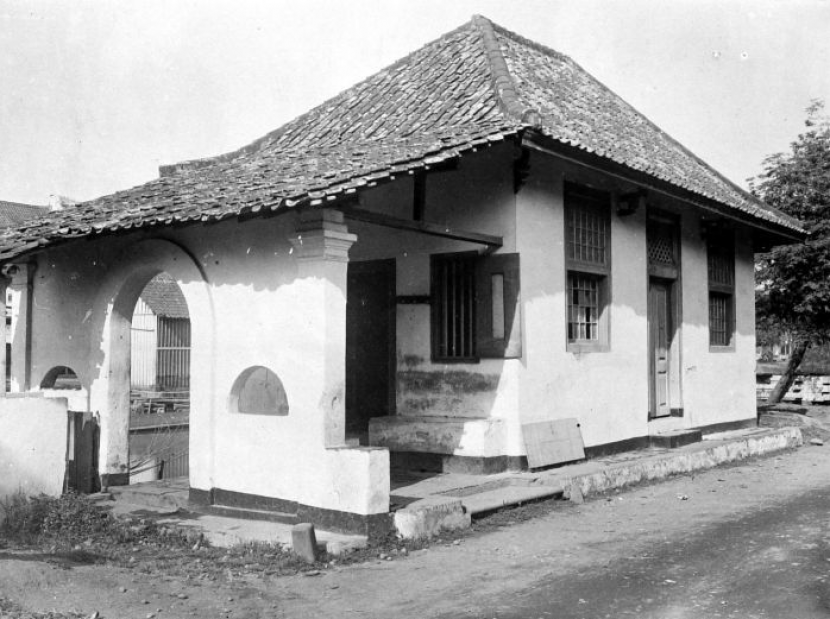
[88,239,216,488]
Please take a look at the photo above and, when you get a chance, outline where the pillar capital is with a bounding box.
[288,209,357,264]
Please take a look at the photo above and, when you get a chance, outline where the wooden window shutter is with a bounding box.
[476,253,522,359]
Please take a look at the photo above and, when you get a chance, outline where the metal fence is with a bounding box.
[162,450,189,479]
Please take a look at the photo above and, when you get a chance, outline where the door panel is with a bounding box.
[649,281,672,418]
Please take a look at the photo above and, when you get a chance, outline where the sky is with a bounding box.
[1,0,829,206]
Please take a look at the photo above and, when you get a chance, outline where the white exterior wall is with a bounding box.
[514,152,757,450]
[357,144,521,458]
[366,145,758,458]
[0,395,68,500]
[12,141,760,499]
[514,156,649,451]
[17,211,388,517]
[678,216,757,427]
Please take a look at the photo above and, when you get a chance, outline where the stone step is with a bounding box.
[649,428,703,449]
[459,484,564,516]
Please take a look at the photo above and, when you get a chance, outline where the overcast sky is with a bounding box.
[1,0,828,205]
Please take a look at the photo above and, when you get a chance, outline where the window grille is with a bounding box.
[647,220,676,267]
[709,293,731,346]
[708,246,734,288]
[568,274,600,341]
[566,197,608,267]
[432,254,476,360]
[707,228,735,347]
[565,183,611,348]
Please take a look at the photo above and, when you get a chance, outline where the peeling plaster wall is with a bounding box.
[356,143,522,457]
[21,212,388,516]
[358,144,756,458]
[17,141,759,490]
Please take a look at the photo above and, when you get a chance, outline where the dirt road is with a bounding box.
[2,441,829,619]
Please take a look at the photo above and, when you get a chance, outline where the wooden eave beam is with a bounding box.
[339,207,503,248]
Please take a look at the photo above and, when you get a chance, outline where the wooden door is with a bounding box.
[648,280,672,418]
[346,260,396,437]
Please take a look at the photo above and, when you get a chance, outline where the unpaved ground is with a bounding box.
[2,431,829,618]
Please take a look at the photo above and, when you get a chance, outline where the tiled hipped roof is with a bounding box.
[0,16,802,262]
[139,273,190,319]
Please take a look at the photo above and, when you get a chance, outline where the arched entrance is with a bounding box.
[129,272,191,483]
[90,239,214,490]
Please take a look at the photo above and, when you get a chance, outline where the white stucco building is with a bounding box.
[0,17,804,536]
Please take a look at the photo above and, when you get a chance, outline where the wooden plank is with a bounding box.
[522,418,585,469]
[340,207,503,248]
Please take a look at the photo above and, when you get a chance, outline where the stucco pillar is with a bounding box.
[288,209,356,447]
[0,273,8,395]
[8,262,35,393]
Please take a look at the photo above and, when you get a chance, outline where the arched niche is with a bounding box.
[229,366,289,416]
[40,365,82,390]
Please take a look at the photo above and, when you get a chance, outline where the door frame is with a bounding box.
[345,258,397,432]
[648,278,674,419]
[646,210,683,421]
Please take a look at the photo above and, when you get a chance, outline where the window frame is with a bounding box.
[431,252,522,362]
[564,183,612,353]
[706,227,736,350]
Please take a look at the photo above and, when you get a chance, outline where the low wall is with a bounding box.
[0,395,69,500]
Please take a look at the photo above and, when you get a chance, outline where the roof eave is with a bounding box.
[521,131,806,247]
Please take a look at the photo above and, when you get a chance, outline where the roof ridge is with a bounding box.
[471,15,540,127]
[488,19,791,225]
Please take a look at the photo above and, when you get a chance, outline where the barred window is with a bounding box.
[431,253,523,361]
[432,254,477,361]
[566,187,609,270]
[707,228,735,348]
[568,274,601,341]
[565,183,611,350]
[709,292,732,347]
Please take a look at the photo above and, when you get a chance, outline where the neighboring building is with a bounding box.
[0,200,48,228]
[757,345,830,404]
[0,200,48,389]
[128,272,191,482]
[130,272,191,394]
[0,17,805,536]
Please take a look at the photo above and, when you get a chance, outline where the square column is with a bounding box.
[0,273,8,395]
[288,209,357,447]
[8,262,35,393]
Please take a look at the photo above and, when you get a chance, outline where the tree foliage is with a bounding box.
[753,100,830,402]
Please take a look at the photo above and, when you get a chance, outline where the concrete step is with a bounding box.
[459,484,563,516]
[649,428,702,449]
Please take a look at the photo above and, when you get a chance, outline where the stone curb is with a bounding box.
[394,497,471,540]
[561,427,803,500]
[393,427,803,539]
